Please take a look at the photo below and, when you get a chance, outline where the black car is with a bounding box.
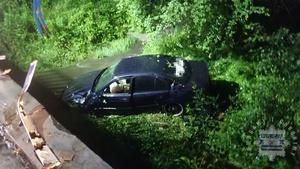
[62,55,209,115]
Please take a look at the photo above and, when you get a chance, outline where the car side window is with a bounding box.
[155,78,172,91]
[103,78,131,95]
[134,76,155,92]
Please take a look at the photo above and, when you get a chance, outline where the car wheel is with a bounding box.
[163,103,183,116]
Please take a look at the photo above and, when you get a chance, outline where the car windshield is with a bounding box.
[93,61,120,92]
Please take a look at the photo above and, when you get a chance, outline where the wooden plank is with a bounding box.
[36,145,61,168]
[17,60,61,168]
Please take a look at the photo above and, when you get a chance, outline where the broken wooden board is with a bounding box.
[17,60,61,168]
[0,69,11,76]
[36,145,61,168]
[58,150,75,161]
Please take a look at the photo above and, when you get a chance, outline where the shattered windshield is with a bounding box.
[93,61,120,92]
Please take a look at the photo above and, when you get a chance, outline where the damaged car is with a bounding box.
[62,55,210,115]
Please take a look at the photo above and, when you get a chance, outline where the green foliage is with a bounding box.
[143,28,199,58]
[247,28,300,77]
[91,89,222,169]
[0,1,36,69]
[50,0,126,50]
[142,5,299,168]
[0,0,299,168]
[145,0,268,59]
[117,0,169,33]
[143,0,270,60]
[209,30,300,168]
[117,0,147,32]
[89,36,136,59]
[0,0,128,71]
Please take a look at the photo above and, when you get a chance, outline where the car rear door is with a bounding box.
[132,75,171,108]
[132,76,156,108]
[154,77,172,104]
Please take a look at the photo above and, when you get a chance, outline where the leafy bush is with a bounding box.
[142,6,300,168]
[247,28,300,77]
[0,0,128,71]
[89,36,136,58]
[1,0,299,168]
[91,89,223,169]
[117,0,169,33]
[143,0,270,60]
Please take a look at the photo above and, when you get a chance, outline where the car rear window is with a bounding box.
[134,76,155,92]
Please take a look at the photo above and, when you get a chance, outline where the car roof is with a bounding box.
[113,55,191,81]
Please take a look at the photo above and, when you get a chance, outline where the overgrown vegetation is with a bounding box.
[0,0,129,71]
[0,0,299,168]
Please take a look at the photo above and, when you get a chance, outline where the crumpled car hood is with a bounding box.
[62,69,102,104]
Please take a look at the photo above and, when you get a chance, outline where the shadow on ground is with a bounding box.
[208,80,239,112]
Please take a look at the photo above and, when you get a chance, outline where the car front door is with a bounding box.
[98,77,133,110]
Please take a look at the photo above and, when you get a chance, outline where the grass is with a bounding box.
[1,1,299,168]
[89,36,137,59]
[87,46,300,169]
[89,113,194,169]
[19,36,137,72]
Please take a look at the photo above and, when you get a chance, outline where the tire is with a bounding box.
[163,103,183,116]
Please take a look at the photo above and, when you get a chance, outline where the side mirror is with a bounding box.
[98,90,104,98]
